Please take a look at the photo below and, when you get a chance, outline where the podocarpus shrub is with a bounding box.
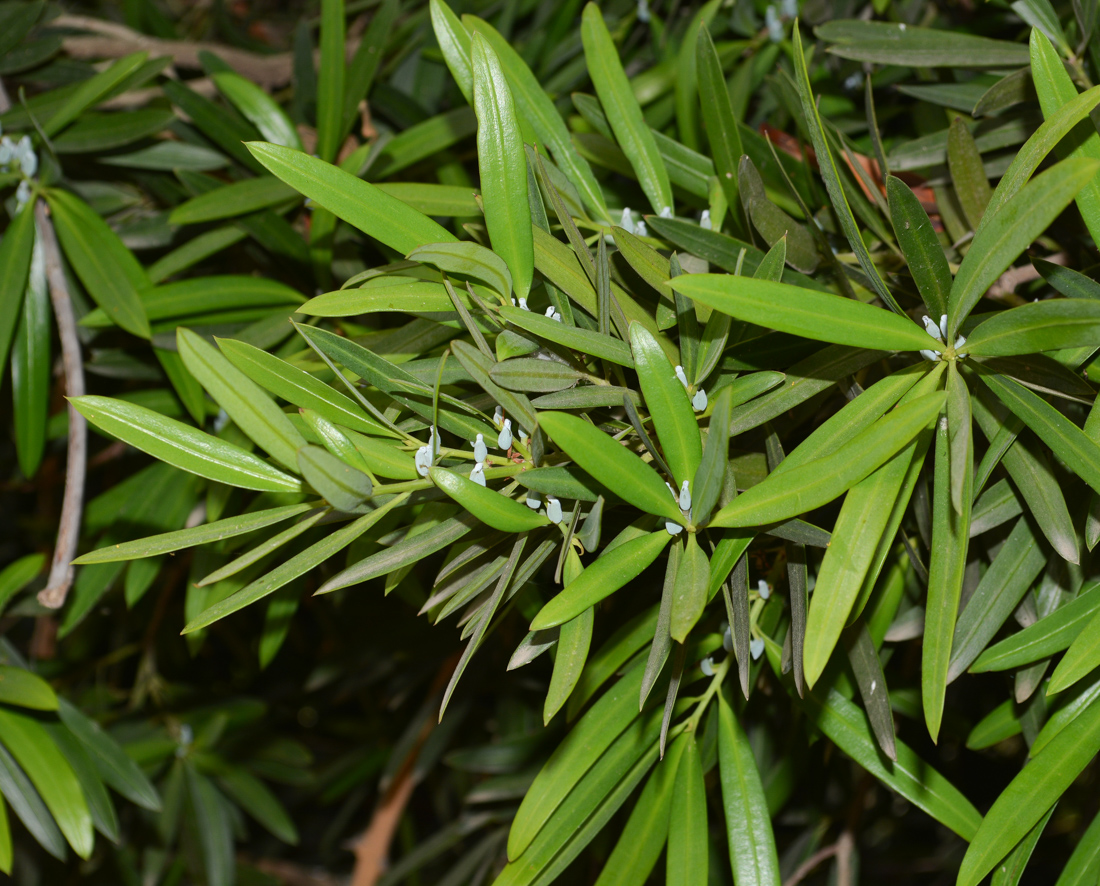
[5,0,1100,883]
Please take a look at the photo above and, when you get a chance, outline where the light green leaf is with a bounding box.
[0,667,56,711]
[47,189,150,339]
[408,242,512,299]
[696,23,743,219]
[298,445,372,512]
[247,142,456,255]
[316,0,346,161]
[948,158,1100,336]
[531,531,672,630]
[1048,607,1100,693]
[964,300,1100,356]
[539,412,681,521]
[669,275,938,352]
[218,338,392,437]
[718,692,781,886]
[817,19,1029,67]
[0,203,35,374]
[1055,805,1100,886]
[958,691,1100,886]
[544,600,592,724]
[72,396,300,492]
[581,3,672,216]
[0,708,93,859]
[670,534,709,643]
[667,732,707,886]
[471,34,533,300]
[178,328,305,471]
[431,468,549,532]
[692,385,733,524]
[711,392,945,528]
[213,71,302,150]
[888,176,951,318]
[948,116,992,229]
[44,52,149,136]
[431,0,473,101]
[499,306,634,367]
[630,323,701,487]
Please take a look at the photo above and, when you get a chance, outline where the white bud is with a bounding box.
[473,433,488,463]
[723,626,733,652]
[415,445,432,477]
[635,221,648,237]
[700,656,715,677]
[757,579,771,600]
[620,207,635,235]
[518,297,529,311]
[692,389,708,412]
[429,426,440,457]
[545,306,556,318]
[921,315,943,342]
[765,5,783,41]
[497,418,512,450]
[553,311,562,322]
[939,314,949,340]
[666,520,684,535]
[674,365,690,388]
[920,349,939,362]
[470,462,486,486]
[954,334,967,355]
[546,496,562,524]
[667,482,678,500]
[659,206,673,219]
[750,637,765,660]
[526,490,541,510]
[637,0,651,23]
[494,405,504,427]
[700,209,711,230]
[15,180,30,209]
[679,480,691,512]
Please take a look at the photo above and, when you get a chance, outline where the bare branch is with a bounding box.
[34,200,86,609]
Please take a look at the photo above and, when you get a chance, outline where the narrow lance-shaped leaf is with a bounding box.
[697,23,743,224]
[718,692,781,886]
[888,175,951,318]
[670,534,709,643]
[948,157,1100,337]
[669,275,940,353]
[0,204,35,375]
[471,34,533,300]
[958,693,1100,886]
[923,409,971,743]
[667,732,708,886]
[947,116,992,229]
[431,468,550,533]
[71,396,300,492]
[963,300,1100,357]
[947,362,973,514]
[581,3,672,216]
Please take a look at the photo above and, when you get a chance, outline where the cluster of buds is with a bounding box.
[665,480,691,535]
[920,314,966,362]
[0,131,37,208]
[674,365,708,412]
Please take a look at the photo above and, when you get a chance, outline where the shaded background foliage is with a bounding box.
[1,0,1100,884]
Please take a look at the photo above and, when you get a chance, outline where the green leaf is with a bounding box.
[218,338,391,437]
[581,3,672,216]
[965,300,1100,356]
[169,176,299,225]
[1048,607,1100,693]
[0,708,93,859]
[56,698,159,811]
[948,158,1100,336]
[531,531,671,630]
[162,80,264,172]
[667,732,707,886]
[247,142,456,255]
[923,404,972,742]
[12,230,49,479]
[630,323,701,487]
[981,371,1100,495]
[408,242,512,299]
[696,23,743,220]
[711,392,945,528]
[316,0,346,161]
[430,0,473,101]
[508,661,647,859]
[971,581,1100,672]
[178,328,305,471]
[0,739,65,861]
[544,601,592,724]
[738,156,818,273]
[592,738,681,886]
[539,412,681,521]
[846,622,897,760]
[44,52,149,136]
[948,516,1046,681]
[946,361,972,514]
[471,34,533,300]
[71,396,300,492]
[967,699,1022,750]
[0,666,56,711]
[431,468,549,532]
[215,766,298,844]
[888,176,952,319]
[817,19,1030,67]
[490,359,584,393]
[450,340,538,437]
[297,445,371,511]
[184,764,233,886]
[958,691,1100,886]
[45,723,118,844]
[792,27,901,313]
[717,692,781,886]
[1031,29,1100,245]
[499,306,634,367]
[669,276,938,352]
[47,189,150,338]
[569,606,659,719]
[73,503,312,564]
[948,116,992,229]
[462,13,608,223]
[0,553,44,615]
[213,71,302,150]
[186,495,408,631]
[692,385,733,524]
[0,204,35,375]
[669,535,709,643]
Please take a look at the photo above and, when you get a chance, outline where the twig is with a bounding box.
[34,201,86,609]
[782,841,840,886]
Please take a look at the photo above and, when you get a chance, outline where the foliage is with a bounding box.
[3,0,1100,884]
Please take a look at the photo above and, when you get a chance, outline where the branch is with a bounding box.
[34,201,86,609]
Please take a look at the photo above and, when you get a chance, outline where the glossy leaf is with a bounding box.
[213,71,302,150]
[0,204,34,374]
[888,176,951,318]
[431,468,549,532]
[298,445,371,512]
[667,732,707,886]
[71,396,300,492]
[670,534,709,643]
[669,275,939,352]
[965,300,1100,356]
